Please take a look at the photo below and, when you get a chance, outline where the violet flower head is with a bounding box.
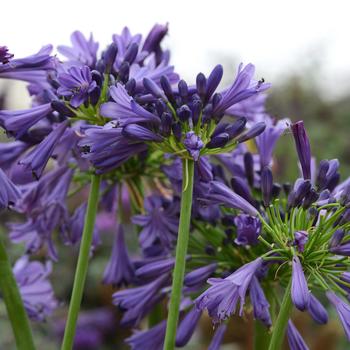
[291,121,311,180]
[207,181,259,217]
[326,291,350,340]
[0,46,14,64]
[126,320,166,350]
[0,168,21,210]
[234,214,261,246]
[13,255,57,321]
[175,307,202,347]
[57,65,97,108]
[103,224,134,286]
[249,276,272,327]
[291,256,310,311]
[183,131,204,161]
[195,257,263,323]
[208,323,227,350]
[287,320,309,350]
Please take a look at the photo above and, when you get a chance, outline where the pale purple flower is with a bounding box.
[294,231,308,253]
[308,293,328,324]
[234,214,261,246]
[195,257,263,323]
[249,276,271,327]
[208,323,227,350]
[13,255,57,321]
[183,131,204,161]
[135,257,175,280]
[0,168,21,210]
[176,307,202,347]
[103,225,135,286]
[291,256,310,311]
[142,23,168,54]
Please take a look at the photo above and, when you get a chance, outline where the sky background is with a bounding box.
[2,0,350,102]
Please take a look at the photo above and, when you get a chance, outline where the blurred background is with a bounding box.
[1,0,350,348]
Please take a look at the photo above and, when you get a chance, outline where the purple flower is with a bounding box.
[291,256,310,311]
[13,255,57,321]
[235,122,266,143]
[291,121,311,180]
[176,307,202,347]
[308,293,328,324]
[183,131,204,161]
[103,225,134,286]
[100,83,161,125]
[79,123,147,173]
[142,23,168,54]
[329,241,350,256]
[135,257,175,280]
[0,46,14,64]
[329,229,345,249]
[249,276,271,327]
[208,323,227,350]
[0,141,29,169]
[0,103,53,139]
[113,274,169,327]
[184,263,217,288]
[19,121,68,179]
[256,117,288,168]
[261,166,273,206]
[132,196,178,252]
[287,320,309,350]
[126,320,166,350]
[294,230,308,252]
[213,63,270,116]
[57,31,99,67]
[207,181,259,217]
[195,257,263,323]
[327,292,350,340]
[57,65,97,108]
[0,168,21,210]
[234,214,261,246]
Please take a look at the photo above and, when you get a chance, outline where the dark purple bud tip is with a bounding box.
[196,72,207,99]
[178,80,189,102]
[160,75,175,103]
[206,64,223,101]
[207,133,229,149]
[124,42,139,64]
[51,100,76,117]
[177,105,192,122]
[225,117,247,138]
[104,42,118,70]
[291,121,311,180]
[244,152,255,187]
[261,166,273,207]
[236,122,266,143]
[329,229,345,250]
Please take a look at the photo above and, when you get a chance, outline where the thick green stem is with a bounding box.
[163,159,194,350]
[0,240,36,350]
[61,174,101,350]
[268,279,293,350]
[254,320,271,350]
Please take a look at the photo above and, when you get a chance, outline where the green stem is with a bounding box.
[61,174,101,350]
[163,159,194,350]
[268,279,293,350]
[0,240,36,350]
[254,320,271,350]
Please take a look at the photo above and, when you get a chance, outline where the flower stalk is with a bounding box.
[61,174,101,350]
[163,159,195,350]
[0,239,36,350]
[268,279,293,350]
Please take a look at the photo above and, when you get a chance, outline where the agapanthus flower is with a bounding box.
[234,214,261,246]
[195,257,263,323]
[103,224,135,286]
[327,291,350,340]
[291,256,310,311]
[208,323,227,350]
[308,293,328,324]
[249,276,271,327]
[175,307,202,347]
[12,255,57,321]
[184,263,217,288]
[183,131,204,161]
[135,257,175,280]
[0,168,21,210]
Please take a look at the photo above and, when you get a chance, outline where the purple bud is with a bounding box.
[118,61,130,82]
[184,263,217,287]
[160,75,175,103]
[175,308,202,347]
[135,258,175,279]
[291,256,310,311]
[124,42,139,64]
[143,77,167,101]
[329,229,345,249]
[208,323,227,350]
[288,180,311,208]
[191,99,202,126]
[294,231,308,252]
[177,105,192,122]
[244,152,255,187]
[212,123,229,138]
[178,80,188,102]
[236,122,266,143]
[207,133,229,148]
[225,117,247,138]
[291,121,311,180]
[287,320,309,350]
[206,65,223,102]
[302,188,319,209]
[122,124,162,142]
[196,72,207,100]
[308,293,328,324]
[231,176,254,204]
[261,167,273,207]
[316,160,329,190]
[125,78,136,95]
[161,112,172,136]
[172,122,182,141]
[104,43,118,71]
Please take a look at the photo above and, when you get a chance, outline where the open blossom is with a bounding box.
[195,258,263,323]
[234,214,261,246]
[0,168,21,210]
